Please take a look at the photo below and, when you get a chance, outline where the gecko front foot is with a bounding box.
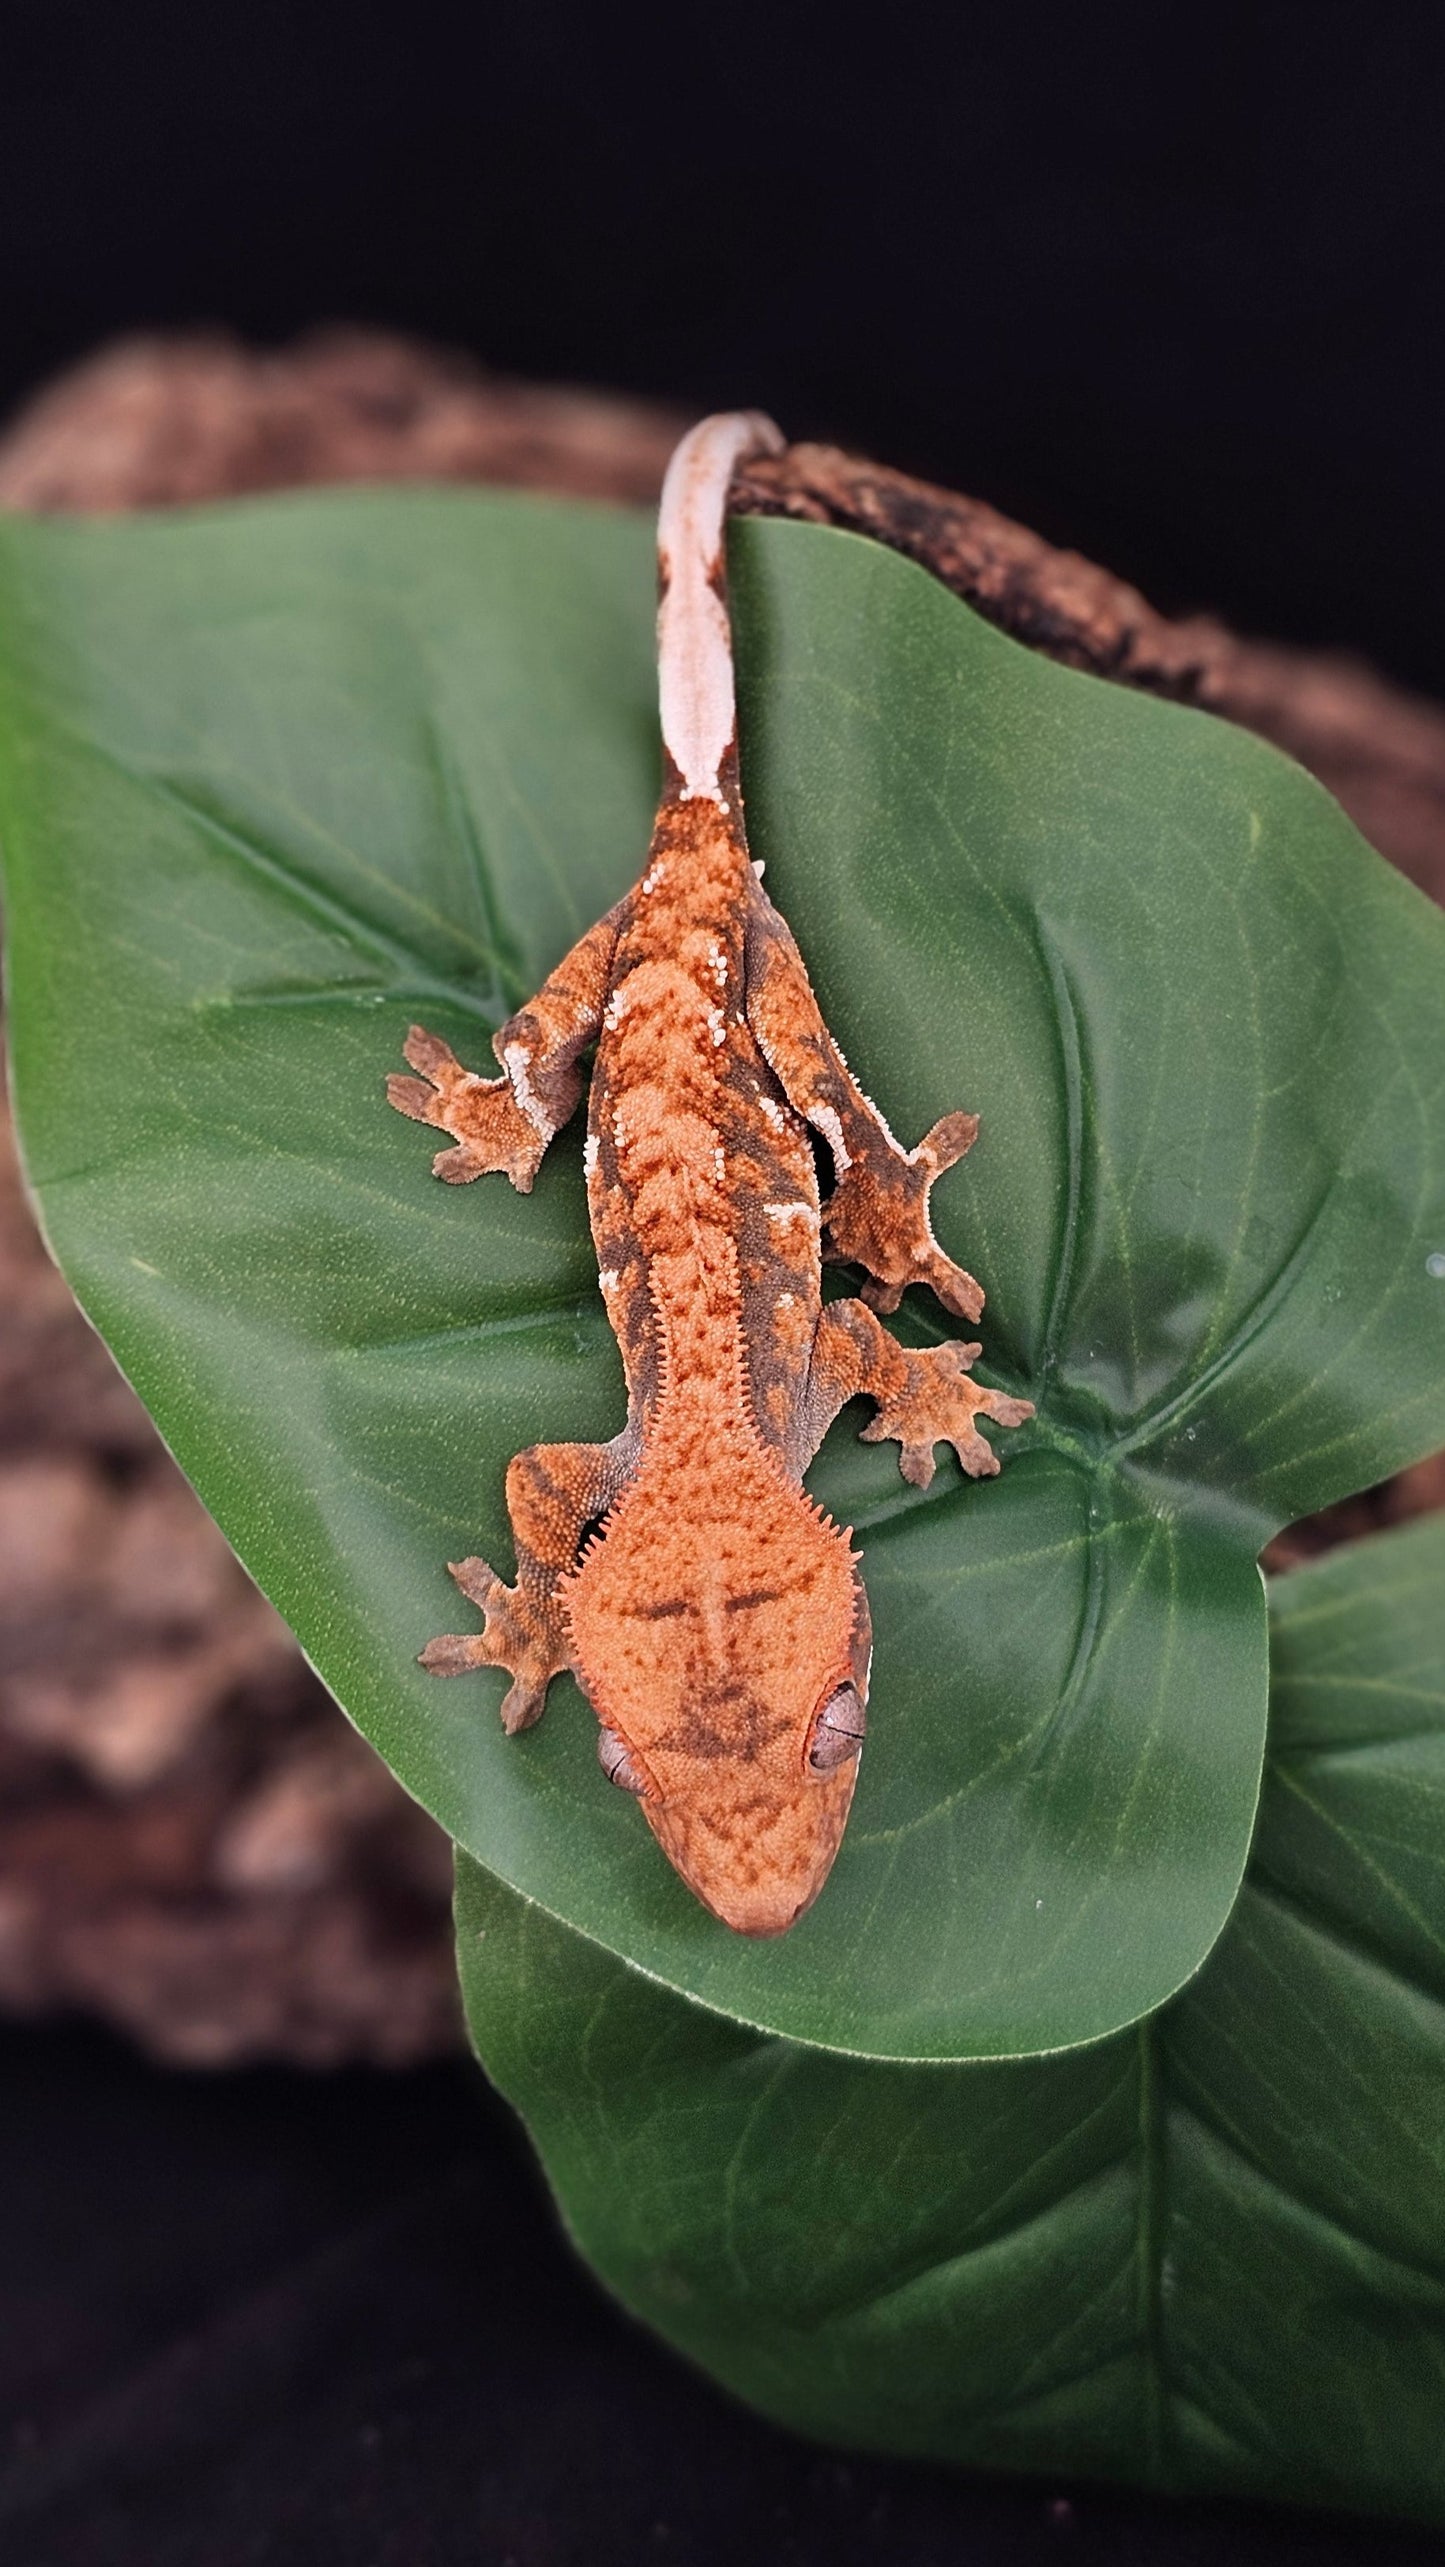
[388,1025,548,1192]
[418,1555,563,1733]
[824,1112,985,1321]
[860,1341,1034,1487]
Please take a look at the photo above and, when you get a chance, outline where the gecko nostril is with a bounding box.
[808,1684,866,1772]
[598,1725,648,1795]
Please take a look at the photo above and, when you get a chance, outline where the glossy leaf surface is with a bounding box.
[458,1515,1445,2523]
[1,493,1442,2058]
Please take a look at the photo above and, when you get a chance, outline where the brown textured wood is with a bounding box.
[0,329,1438,2052]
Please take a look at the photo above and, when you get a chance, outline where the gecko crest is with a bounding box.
[388,411,1032,1935]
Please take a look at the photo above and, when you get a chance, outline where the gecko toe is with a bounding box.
[929,1256,986,1324]
[387,1073,439,1123]
[915,1110,980,1175]
[952,1435,1002,1478]
[860,1413,937,1487]
[402,1024,461,1082]
[419,1631,489,1675]
[898,1443,937,1488]
[448,1556,502,1608]
[433,1142,492,1185]
[499,1675,547,1734]
[861,1276,905,1316]
[981,1392,1036,1430]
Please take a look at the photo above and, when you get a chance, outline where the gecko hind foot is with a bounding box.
[825,1112,985,1323]
[860,1341,1034,1488]
[388,1024,547,1192]
[417,1554,560,1733]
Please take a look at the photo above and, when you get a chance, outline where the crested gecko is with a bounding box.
[389,412,1031,1936]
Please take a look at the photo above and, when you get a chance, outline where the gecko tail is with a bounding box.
[656,412,785,810]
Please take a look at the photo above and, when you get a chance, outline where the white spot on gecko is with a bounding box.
[642,859,666,893]
[756,1093,786,1132]
[598,1269,619,1294]
[706,941,729,986]
[707,1005,727,1047]
[503,1042,553,1140]
[583,1133,599,1181]
[713,1145,726,1184]
[603,986,631,1030]
[765,1201,820,1227]
[810,1104,851,1173]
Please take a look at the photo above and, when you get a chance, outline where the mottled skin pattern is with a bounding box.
[388,414,1031,1935]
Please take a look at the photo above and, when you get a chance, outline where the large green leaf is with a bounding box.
[0,492,1442,2060]
[457,1513,1445,2524]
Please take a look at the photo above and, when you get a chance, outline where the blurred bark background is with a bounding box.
[0,329,1440,2066]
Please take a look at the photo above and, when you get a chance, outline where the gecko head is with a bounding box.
[564,1460,871,1937]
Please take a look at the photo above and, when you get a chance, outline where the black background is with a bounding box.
[5,5,1445,2559]
[5,2,1445,693]
[2,2018,1444,2567]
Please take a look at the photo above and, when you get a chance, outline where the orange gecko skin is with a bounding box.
[387,416,1031,1936]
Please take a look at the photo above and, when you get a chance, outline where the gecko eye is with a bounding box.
[808,1685,865,1772]
[598,1726,648,1796]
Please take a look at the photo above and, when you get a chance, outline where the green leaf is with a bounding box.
[1,493,1442,2060]
[456,1513,1445,2524]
